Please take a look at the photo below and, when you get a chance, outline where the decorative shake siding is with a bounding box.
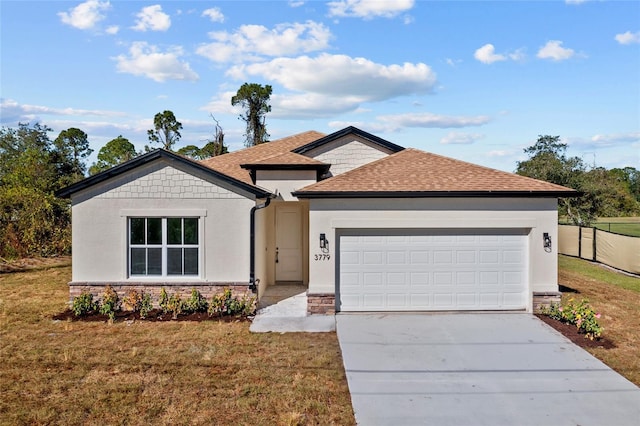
[309,139,391,176]
[94,165,243,199]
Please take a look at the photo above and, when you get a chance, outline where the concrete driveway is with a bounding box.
[336,313,640,426]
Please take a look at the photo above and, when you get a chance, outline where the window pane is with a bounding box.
[184,218,198,244]
[130,218,145,244]
[167,248,183,275]
[147,218,162,244]
[148,248,162,274]
[167,218,182,245]
[184,248,198,275]
[131,248,146,275]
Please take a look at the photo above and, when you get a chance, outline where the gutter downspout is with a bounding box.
[249,197,272,293]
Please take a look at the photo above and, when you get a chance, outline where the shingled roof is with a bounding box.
[292,148,577,198]
[200,130,326,185]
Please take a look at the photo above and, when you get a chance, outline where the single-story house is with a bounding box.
[57,126,577,314]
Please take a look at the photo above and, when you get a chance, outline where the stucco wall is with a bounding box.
[304,136,393,176]
[255,170,317,201]
[71,160,254,284]
[306,197,559,312]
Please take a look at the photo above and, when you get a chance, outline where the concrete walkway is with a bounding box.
[249,287,335,333]
[337,313,640,426]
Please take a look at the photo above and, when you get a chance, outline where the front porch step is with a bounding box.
[258,283,307,309]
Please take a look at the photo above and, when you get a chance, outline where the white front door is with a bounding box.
[275,204,303,282]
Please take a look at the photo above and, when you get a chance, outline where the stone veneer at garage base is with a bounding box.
[307,293,561,315]
[70,286,559,315]
[69,282,252,308]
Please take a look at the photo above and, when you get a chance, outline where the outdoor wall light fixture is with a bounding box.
[320,233,329,252]
[543,232,552,252]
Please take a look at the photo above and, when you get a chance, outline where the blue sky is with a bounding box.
[1,0,639,172]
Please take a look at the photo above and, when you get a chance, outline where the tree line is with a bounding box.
[0,83,272,259]
[516,135,640,225]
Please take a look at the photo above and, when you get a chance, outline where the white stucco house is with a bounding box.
[57,126,576,314]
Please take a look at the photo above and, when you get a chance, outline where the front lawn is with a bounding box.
[0,265,355,425]
[558,255,640,386]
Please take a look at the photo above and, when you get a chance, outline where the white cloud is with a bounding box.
[474,44,526,64]
[537,40,575,61]
[132,5,171,32]
[105,25,119,35]
[227,54,436,102]
[377,112,491,131]
[202,7,224,23]
[0,98,126,124]
[113,42,199,82]
[58,0,110,30]
[474,44,506,64]
[289,1,305,7]
[591,132,640,146]
[197,21,332,63]
[327,0,414,19]
[445,58,462,67]
[615,31,640,45]
[440,132,484,145]
[565,0,588,4]
[486,150,514,158]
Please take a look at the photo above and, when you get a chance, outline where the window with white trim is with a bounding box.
[129,217,199,277]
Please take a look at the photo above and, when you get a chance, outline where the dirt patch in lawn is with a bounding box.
[0,256,71,273]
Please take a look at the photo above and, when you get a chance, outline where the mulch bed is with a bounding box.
[52,309,251,323]
[535,314,616,349]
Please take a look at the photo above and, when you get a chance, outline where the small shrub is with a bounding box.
[71,291,98,317]
[540,298,603,340]
[184,288,208,314]
[122,289,142,312]
[208,288,256,317]
[99,285,121,321]
[159,288,169,311]
[139,292,153,319]
[159,289,184,319]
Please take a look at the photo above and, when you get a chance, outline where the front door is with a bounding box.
[275,204,303,282]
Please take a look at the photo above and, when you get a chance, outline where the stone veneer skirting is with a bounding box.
[307,293,335,315]
[532,291,562,312]
[69,282,252,307]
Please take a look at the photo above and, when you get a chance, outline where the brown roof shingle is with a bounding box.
[293,148,576,196]
[200,130,325,185]
[241,151,327,167]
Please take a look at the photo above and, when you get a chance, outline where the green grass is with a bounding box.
[595,216,640,237]
[0,266,355,425]
[559,217,640,237]
[558,255,640,385]
[559,255,640,293]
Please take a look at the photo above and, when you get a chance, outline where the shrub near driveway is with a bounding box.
[0,266,355,425]
[558,255,640,386]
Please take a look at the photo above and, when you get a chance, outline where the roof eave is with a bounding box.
[240,163,331,173]
[291,190,581,199]
[292,126,404,155]
[56,149,272,199]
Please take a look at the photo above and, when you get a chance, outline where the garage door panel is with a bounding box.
[387,251,406,264]
[339,230,528,311]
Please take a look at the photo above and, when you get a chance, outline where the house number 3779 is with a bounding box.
[314,254,330,261]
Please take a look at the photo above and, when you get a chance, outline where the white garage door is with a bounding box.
[338,229,528,311]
